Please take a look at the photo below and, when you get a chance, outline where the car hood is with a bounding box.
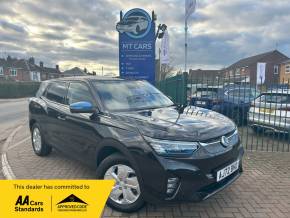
[112,106,236,141]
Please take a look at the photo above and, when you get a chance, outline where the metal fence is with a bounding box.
[156,72,188,105]
[157,73,290,152]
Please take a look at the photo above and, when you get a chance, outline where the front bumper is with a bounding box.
[133,143,244,203]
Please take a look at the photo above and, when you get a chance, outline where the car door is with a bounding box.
[42,81,69,150]
[63,81,102,165]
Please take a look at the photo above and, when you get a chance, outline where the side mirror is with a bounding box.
[69,101,95,113]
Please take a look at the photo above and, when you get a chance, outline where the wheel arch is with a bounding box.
[95,139,137,169]
[29,119,37,131]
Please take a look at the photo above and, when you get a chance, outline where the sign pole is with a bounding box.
[185,18,188,73]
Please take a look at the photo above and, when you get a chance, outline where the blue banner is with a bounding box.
[117,8,155,84]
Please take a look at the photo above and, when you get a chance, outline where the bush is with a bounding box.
[0,81,40,98]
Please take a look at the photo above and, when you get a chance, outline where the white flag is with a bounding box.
[256,62,266,85]
[160,30,170,64]
[185,0,196,21]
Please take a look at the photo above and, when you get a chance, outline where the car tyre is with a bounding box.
[250,126,264,134]
[31,123,52,156]
[96,153,145,212]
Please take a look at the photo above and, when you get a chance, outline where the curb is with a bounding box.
[0,98,28,103]
[1,125,23,180]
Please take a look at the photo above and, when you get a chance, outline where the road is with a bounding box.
[0,99,28,141]
[0,98,28,179]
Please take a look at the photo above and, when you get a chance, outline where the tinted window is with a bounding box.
[67,82,94,105]
[93,80,173,111]
[45,82,67,104]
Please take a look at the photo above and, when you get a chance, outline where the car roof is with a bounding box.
[48,76,124,83]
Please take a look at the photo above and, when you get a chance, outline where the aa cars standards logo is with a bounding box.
[116,8,152,39]
[15,195,44,212]
[56,194,88,212]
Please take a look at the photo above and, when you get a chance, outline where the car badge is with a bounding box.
[221,136,230,147]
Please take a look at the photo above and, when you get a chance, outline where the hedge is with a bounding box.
[0,81,40,98]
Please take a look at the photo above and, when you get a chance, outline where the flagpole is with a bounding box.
[184,0,188,73]
[185,18,188,73]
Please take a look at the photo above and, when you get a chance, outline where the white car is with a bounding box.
[116,16,149,34]
[248,89,290,134]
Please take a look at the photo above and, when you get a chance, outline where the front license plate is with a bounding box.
[196,101,206,105]
[216,160,239,182]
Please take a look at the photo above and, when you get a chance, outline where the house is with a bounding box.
[0,56,32,81]
[0,56,61,82]
[38,61,61,80]
[61,67,87,77]
[224,50,289,85]
[188,69,223,81]
[279,59,290,84]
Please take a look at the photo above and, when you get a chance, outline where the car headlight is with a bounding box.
[144,137,199,156]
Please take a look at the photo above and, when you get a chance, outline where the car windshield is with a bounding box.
[93,80,174,111]
[257,93,289,104]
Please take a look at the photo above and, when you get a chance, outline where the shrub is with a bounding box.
[0,81,40,98]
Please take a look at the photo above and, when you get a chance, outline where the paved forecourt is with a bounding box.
[2,124,290,218]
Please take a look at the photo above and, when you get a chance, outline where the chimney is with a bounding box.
[56,65,59,71]
[40,61,44,68]
[28,57,35,64]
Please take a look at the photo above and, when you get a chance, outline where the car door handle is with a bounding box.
[57,115,66,121]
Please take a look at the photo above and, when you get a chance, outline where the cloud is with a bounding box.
[0,0,289,75]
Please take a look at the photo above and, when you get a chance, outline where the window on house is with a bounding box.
[286,65,290,74]
[31,72,40,81]
[274,65,279,74]
[0,67,3,75]
[235,68,241,76]
[10,68,17,76]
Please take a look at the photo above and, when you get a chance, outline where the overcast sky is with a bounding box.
[0,0,290,75]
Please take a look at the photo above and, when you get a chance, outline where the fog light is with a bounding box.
[166,178,179,195]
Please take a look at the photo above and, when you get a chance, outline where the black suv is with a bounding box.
[29,77,244,212]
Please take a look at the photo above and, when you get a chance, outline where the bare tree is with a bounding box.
[160,64,175,80]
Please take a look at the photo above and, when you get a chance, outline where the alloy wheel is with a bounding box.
[104,164,140,205]
[32,127,42,152]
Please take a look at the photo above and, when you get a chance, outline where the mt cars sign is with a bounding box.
[117,8,155,83]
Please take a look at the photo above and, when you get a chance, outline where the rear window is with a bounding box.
[45,82,67,104]
[194,91,217,98]
[257,93,290,104]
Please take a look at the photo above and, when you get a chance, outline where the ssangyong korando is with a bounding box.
[29,77,244,212]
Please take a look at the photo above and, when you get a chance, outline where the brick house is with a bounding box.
[0,56,61,81]
[224,50,289,85]
[61,67,87,77]
[188,69,223,81]
[279,59,290,84]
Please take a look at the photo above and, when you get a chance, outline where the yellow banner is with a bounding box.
[0,180,114,218]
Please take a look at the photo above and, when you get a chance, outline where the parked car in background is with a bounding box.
[191,85,260,125]
[248,89,290,134]
[29,77,244,212]
[190,86,223,110]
